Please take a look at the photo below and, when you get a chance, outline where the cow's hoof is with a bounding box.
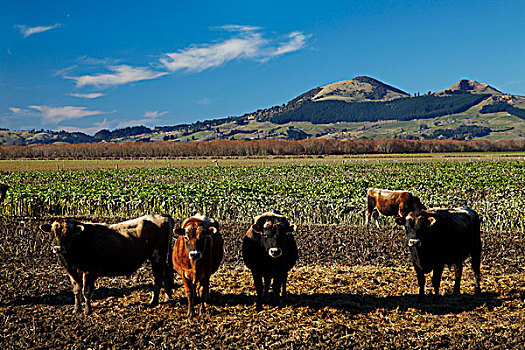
[83,308,92,316]
[148,300,159,308]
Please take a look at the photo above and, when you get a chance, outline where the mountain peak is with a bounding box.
[438,79,502,95]
[310,76,410,103]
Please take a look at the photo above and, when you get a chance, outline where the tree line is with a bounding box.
[1,138,524,159]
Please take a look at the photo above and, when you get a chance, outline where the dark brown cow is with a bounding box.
[242,211,298,310]
[366,187,426,228]
[0,184,8,204]
[395,207,482,300]
[172,214,223,317]
[40,214,174,315]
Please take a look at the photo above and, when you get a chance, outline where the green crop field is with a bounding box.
[1,160,524,231]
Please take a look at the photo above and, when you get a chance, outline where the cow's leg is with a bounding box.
[453,262,463,295]
[262,274,271,303]
[163,262,174,302]
[82,272,97,315]
[431,265,444,301]
[414,265,426,301]
[281,272,288,305]
[372,210,380,229]
[68,271,83,314]
[181,276,195,317]
[252,271,264,311]
[471,240,482,295]
[272,273,282,305]
[199,278,210,315]
[149,259,164,307]
[366,196,376,227]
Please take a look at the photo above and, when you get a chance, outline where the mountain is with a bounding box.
[437,79,503,95]
[304,76,410,103]
[2,76,525,145]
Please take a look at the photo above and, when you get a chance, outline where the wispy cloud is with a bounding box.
[68,92,105,99]
[196,98,213,105]
[60,118,111,135]
[28,105,105,123]
[116,110,167,128]
[62,26,309,91]
[160,26,308,72]
[67,65,168,89]
[270,31,310,57]
[16,23,61,38]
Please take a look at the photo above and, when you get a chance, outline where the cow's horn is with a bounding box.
[428,217,436,226]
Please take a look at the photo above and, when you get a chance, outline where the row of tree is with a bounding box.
[0,138,524,159]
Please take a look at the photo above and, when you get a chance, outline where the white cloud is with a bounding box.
[160,27,309,73]
[28,105,105,123]
[68,92,105,99]
[196,98,212,105]
[68,65,168,89]
[270,31,310,57]
[160,33,265,72]
[60,118,111,135]
[116,110,167,128]
[16,23,61,38]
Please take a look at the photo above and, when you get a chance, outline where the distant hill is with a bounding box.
[2,76,525,145]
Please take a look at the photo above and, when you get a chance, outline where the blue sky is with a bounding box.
[1,0,524,134]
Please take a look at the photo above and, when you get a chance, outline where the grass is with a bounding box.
[1,152,525,171]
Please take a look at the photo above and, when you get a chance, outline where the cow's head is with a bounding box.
[252,212,294,258]
[40,219,84,255]
[175,217,217,261]
[395,212,436,248]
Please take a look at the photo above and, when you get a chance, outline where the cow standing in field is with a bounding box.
[395,207,482,300]
[40,214,174,315]
[366,187,426,228]
[0,184,8,204]
[242,211,298,311]
[172,214,223,317]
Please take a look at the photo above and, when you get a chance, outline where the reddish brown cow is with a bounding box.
[172,214,223,317]
[366,187,426,228]
[40,214,174,315]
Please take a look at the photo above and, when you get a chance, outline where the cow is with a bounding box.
[172,214,223,317]
[395,207,482,300]
[0,184,8,204]
[40,214,175,315]
[242,211,298,311]
[366,187,426,228]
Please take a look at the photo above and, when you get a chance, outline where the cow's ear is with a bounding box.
[395,217,406,226]
[428,217,436,227]
[40,224,52,233]
[174,228,185,236]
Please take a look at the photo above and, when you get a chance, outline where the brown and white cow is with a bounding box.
[40,214,174,315]
[172,214,223,317]
[0,184,8,204]
[242,211,298,311]
[395,207,482,300]
[366,187,426,228]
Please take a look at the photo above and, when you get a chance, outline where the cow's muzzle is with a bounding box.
[408,239,421,247]
[269,248,282,258]
[52,245,65,254]
[189,250,202,260]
